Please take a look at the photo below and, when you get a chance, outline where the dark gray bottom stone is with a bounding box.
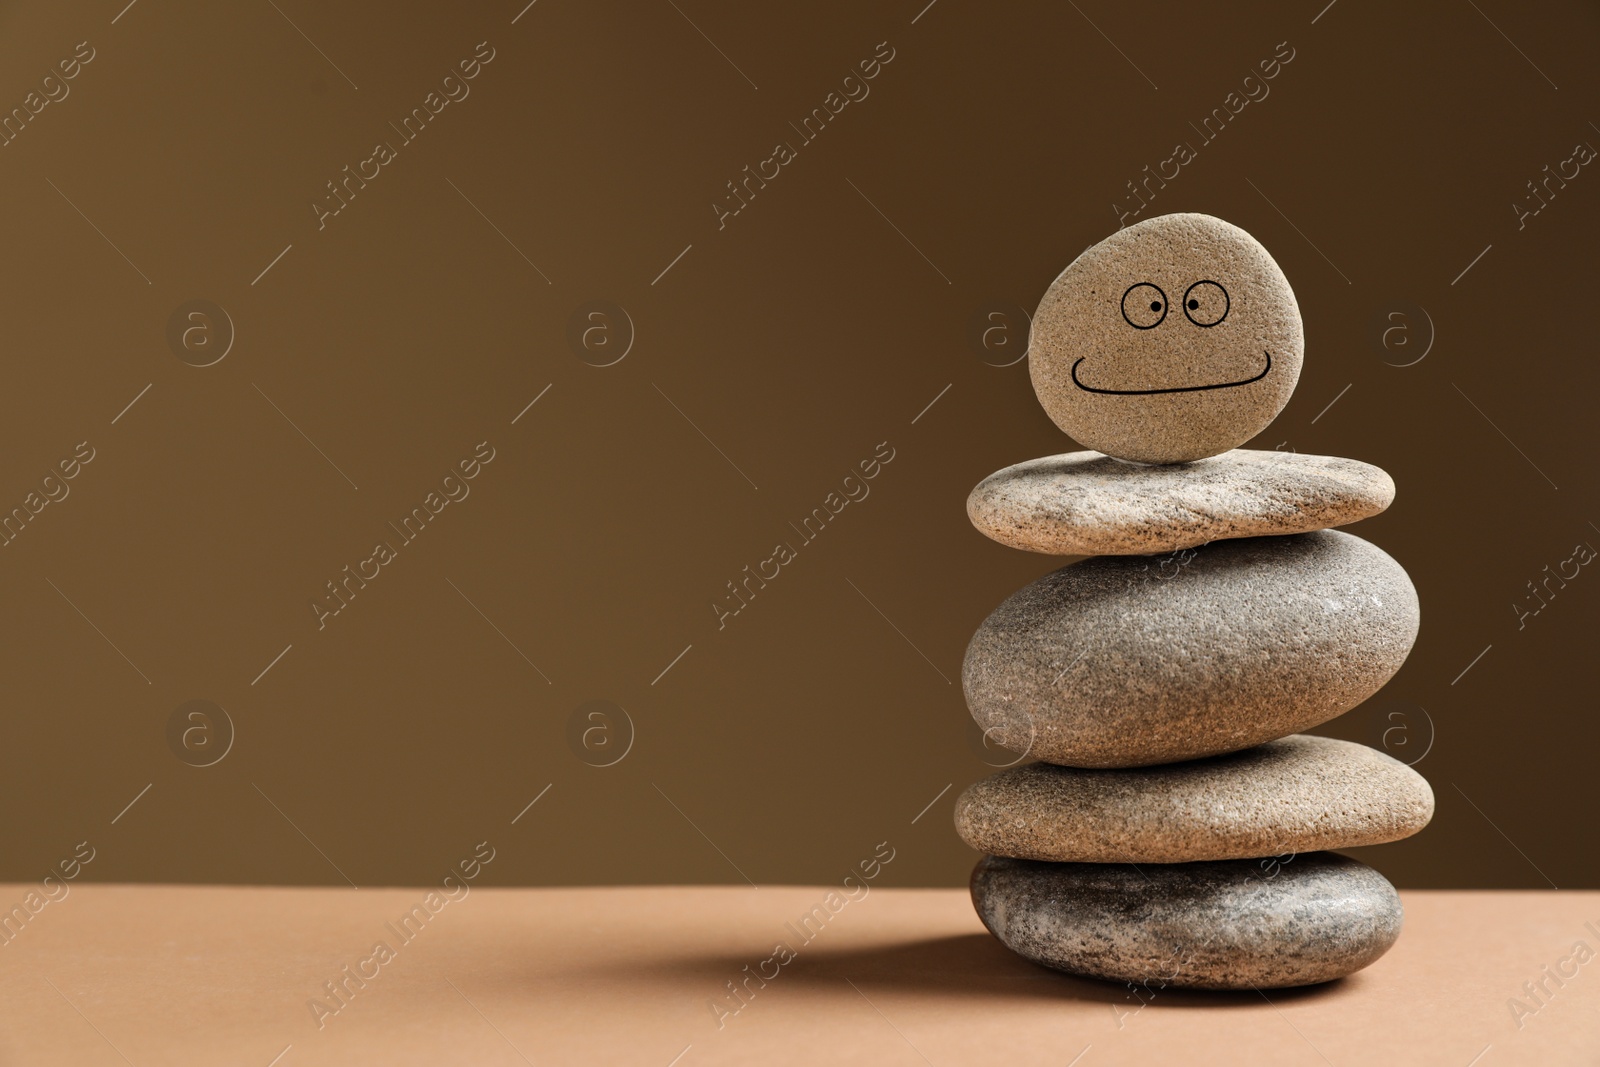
[971,851,1402,990]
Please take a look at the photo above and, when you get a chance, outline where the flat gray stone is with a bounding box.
[963,529,1419,767]
[967,449,1393,556]
[955,735,1434,863]
[1029,213,1304,464]
[971,852,1402,989]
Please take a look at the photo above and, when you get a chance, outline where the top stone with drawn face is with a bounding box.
[1029,213,1304,464]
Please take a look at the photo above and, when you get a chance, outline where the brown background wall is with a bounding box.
[0,0,1593,891]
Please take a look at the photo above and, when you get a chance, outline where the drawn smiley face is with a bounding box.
[1075,279,1266,393]
[1028,213,1304,464]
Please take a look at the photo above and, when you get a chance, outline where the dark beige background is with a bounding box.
[0,0,1593,891]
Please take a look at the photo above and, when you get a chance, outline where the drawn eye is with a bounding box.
[1120,282,1168,329]
[1182,280,1229,327]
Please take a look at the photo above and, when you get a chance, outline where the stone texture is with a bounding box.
[962,529,1419,768]
[954,734,1434,863]
[1029,213,1304,464]
[970,852,1402,989]
[967,448,1393,556]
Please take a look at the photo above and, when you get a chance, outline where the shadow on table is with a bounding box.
[570,932,1356,1008]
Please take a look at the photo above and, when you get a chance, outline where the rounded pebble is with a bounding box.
[955,734,1434,863]
[962,530,1419,767]
[971,851,1403,989]
[1029,213,1304,464]
[967,449,1394,556]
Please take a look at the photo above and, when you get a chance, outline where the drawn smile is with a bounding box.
[1070,351,1273,395]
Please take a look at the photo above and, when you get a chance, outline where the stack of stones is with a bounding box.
[956,212,1432,990]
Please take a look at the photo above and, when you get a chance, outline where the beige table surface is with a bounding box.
[0,884,1595,1066]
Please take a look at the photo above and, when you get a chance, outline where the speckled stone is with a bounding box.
[955,735,1434,863]
[962,529,1419,768]
[971,852,1402,989]
[1029,213,1304,464]
[967,449,1393,556]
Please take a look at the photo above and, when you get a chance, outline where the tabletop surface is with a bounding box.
[0,883,1595,1066]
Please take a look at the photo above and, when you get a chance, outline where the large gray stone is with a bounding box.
[971,852,1402,989]
[955,735,1434,863]
[1029,213,1304,464]
[967,449,1393,556]
[962,529,1419,767]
